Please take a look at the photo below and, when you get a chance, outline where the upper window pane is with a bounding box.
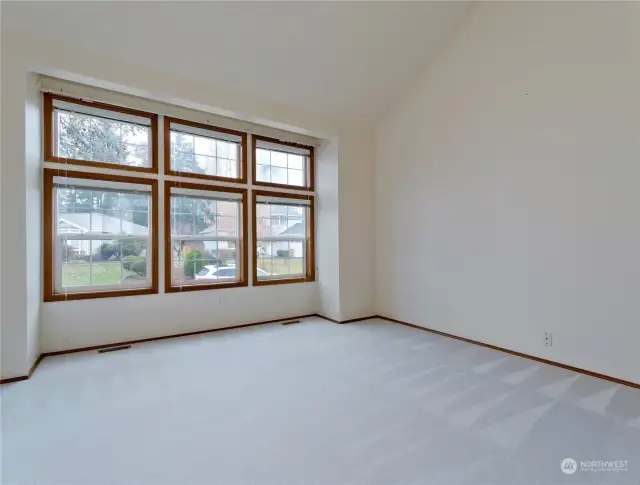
[254,138,312,189]
[169,120,243,180]
[57,187,150,235]
[52,98,153,169]
[170,196,238,238]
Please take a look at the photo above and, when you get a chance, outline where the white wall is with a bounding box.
[338,128,375,320]
[42,285,317,352]
[315,138,342,321]
[25,72,41,367]
[1,39,29,378]
[376,2,640,384]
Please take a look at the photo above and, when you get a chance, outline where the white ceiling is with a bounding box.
[2,1,472,124]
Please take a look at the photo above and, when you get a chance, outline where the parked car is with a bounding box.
[195,265,269,280]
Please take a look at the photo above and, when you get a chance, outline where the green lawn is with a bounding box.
[62,262,135,287]
[63,258,303,287]
[257,258,304,276]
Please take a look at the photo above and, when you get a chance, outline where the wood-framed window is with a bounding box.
[164,117,248,184]
[43,169,158,302]
[165,181,248,292]
[43,94,159,173]
[253,190,315,286]
[252,135,314,191]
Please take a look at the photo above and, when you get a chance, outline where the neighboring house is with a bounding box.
[197,200,238,258]
[256,206,304,258]
[59,212,148,256]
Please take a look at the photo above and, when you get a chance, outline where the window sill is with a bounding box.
[165,169,247,185]
[45,156,157,174]
[45,287,157,302]
[165,281,248,293]
[254,276,314,287]
[251,180,314,192]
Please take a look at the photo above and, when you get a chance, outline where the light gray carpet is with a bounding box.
[2,317,639,484]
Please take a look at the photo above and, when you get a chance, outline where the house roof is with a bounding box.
[60,212,148,234]
[278,222,305,236]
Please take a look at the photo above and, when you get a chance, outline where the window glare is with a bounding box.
[55,110,151,168]
[254,146,307,187]
[170,129,240,179]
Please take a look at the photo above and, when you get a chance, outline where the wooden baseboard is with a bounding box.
[29,354,44,377]
[375,315,640,390]
[315,314,377,324]
[0,375,29,384]
[42,314,319,357]
[1,314,318,384]
[7,314,637,390]
[0,353,44,384]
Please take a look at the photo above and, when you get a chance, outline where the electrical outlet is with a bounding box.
[544,332,553,347]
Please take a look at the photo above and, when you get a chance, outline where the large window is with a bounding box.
[44,94,158,173]
[44,170,158,301]
[253,136,314,191]
[42,88,316,302]
[165,182,248,292]
[253,190,315,285]
[164,117,247,183]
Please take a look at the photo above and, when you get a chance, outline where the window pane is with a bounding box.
[194,136,216,156]
[217,140,237,160]
[195,155,217,176]
[288,154,304,170]
[256,149,271,165]
[217,158,237,179]
[60,238,148,288]
[255,202,307,280]
[271,151,287,168]
[170,239,238,285]
[170,130,241,179]
[288,169,303,187]
[256,203,305,239]
[170,196,238,237]
[256,239,305,278]
[254,143,310,187]
[169,192,241,287]
[55,110,151,168]
[257,164,271,182]
[57,187,150,236]
[271,167,287,185]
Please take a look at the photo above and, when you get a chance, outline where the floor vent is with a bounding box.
[281,320,301,325]
[98,345,132,354]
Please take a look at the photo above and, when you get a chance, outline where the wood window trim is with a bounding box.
[252,189,315,287]
[164,116,248,184]
[43,168,159,302]
[43,93,159,174]
[164,181,249,293]
[252,135,315,192]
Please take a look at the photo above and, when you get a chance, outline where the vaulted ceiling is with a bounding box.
[2,1,472,123]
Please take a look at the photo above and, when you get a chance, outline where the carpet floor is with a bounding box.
[2,317,639,484]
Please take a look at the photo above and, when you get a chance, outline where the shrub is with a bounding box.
[96,242,118,260]
[97,242,144,261]
[130,260,147,276]
[123,255,145,270]
[183,249,217,278]
[277,249,292,257]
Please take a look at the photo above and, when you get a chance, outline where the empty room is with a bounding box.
[1,1,639,484]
